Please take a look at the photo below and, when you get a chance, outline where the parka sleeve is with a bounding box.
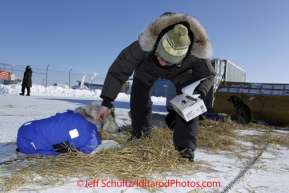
[193,59,216,98]
[173,58,216,98]
[100,41,145,102]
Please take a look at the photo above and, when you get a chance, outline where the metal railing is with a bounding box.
[0,62,105,88]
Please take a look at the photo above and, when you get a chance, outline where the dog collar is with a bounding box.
[101,122,105,130]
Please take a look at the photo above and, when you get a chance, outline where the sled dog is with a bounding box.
[75,102,120,133]
[17,102,120,155]
[227,95,252,124]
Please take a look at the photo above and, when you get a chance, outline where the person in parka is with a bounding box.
[97,12,216,161]
[20,65,33,96]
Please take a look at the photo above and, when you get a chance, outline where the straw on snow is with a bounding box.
[1,119,288,191]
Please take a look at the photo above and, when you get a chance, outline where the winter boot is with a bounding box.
[19,93,24,96]
[177,147,195,162]
[27,88,30,96]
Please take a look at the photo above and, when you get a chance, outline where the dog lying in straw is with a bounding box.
[16,102,121,155]
[227,95,252,124]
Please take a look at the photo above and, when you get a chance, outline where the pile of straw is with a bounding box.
[1,119,288,191]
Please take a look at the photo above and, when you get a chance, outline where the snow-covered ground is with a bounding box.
[0,83,288,193]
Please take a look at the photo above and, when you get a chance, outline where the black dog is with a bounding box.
[227,95,252,124]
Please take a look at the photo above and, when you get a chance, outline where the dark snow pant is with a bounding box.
[21,86,30,95]
[130,77,152,138]
[130,77,199,150]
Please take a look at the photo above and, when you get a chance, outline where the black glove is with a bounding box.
[193,90,205,99]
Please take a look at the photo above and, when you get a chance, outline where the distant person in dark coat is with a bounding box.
[20,66,32,96]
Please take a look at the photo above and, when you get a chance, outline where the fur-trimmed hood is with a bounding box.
[138,13,212,59]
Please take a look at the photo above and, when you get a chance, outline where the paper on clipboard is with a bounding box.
[181,78,207,98]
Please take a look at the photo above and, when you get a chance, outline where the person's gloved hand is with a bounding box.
[193,90,204,99]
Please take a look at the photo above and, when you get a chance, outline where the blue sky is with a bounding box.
[1,0,289,86]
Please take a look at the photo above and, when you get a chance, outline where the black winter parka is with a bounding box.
[101,13,215,104]
[22,67,32,87]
